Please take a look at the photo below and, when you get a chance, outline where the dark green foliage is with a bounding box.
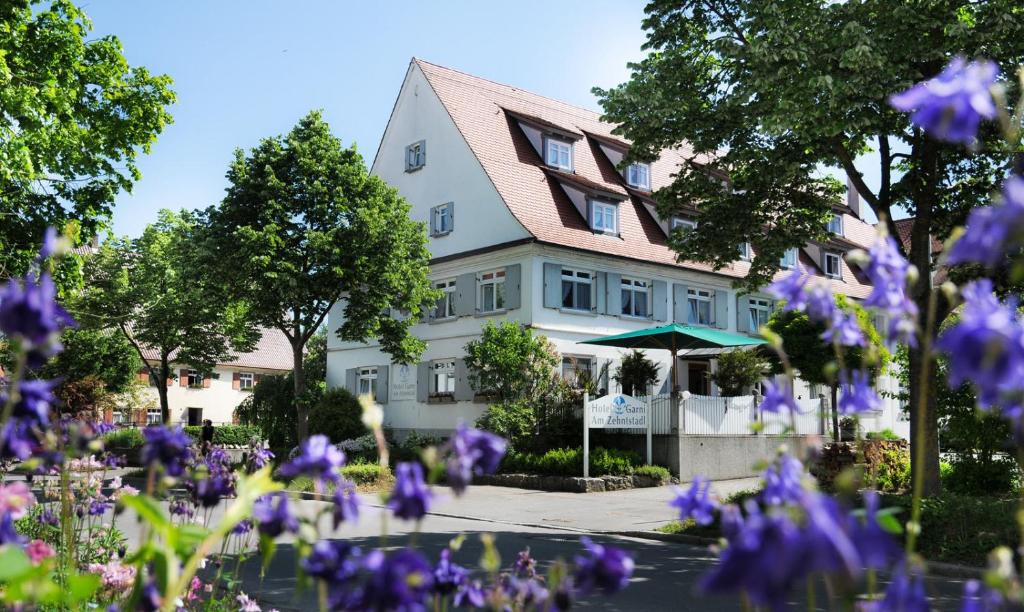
[41,328,142,395]
[476,401,537,452]
[101,428,145,449]
[391,432,446,464]
[866,429,901,441]
[304,328,328,395]
[183,425,262,446]
[235,374,300,451]
[709,349,769,396]
[943,456,1018,496]
[612,350,660,396]
[341,463,388,485]
[499,446,660,478]
[464,321,558,403]
[308,388,365,443]
[631,464,672,481]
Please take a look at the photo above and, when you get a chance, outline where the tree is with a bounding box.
[463,321,558,404]
[39,327,142,417]
[77,209,255,423]
[710,349,769,397]
[204,111,436,441]
[613,350,660,396]
[0,0,174,280]
[595,0,1024,494]
[767,296,888,440]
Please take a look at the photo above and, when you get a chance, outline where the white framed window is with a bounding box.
[780,248,798,269]
[671,217,696,234]
[431,203,453,236]
[824,252,843,279]
[621,277,650,318]
[431,360,456,395]
[112,411,126,425]
[545,137,572,170]
[357,367,378,399]
[478,269,506,313]
[433,279,456,319]
[748,298,772,331]
[688,288,714,326]
[146,408,161,425]
[738,242,752,261]
[590,200,618,234]
[561,355,594,385]
[405,140,425,171]
[239,372,254,391]
[827,213,843,235]
[625,163,651,190]
[561,268,592,311]
[187,369,203,388]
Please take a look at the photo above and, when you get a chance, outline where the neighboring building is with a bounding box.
[120,328,293,426]
[326,59,908,439]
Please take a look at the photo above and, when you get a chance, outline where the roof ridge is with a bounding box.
[413,58,609,127]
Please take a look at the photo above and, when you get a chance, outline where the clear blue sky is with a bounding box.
[88,1,651,237]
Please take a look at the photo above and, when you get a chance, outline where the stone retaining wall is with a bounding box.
[476,473,667,493]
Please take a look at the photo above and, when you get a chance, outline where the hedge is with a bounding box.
[499,446,668,479]
[102,428,145,449]
[183,424,262,446]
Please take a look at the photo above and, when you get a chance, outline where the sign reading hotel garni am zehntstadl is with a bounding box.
[583,393,652,477]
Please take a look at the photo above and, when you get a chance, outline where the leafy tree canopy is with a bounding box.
[0,0,175,279]
[710,349,769,396]
[41,327,141,395]
[463,321,558,404]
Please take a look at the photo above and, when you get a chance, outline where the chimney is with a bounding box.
[846,175,862,219]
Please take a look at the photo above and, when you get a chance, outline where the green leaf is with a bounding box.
[63,572,102,604]
[0,545,32,581]
[877,509,905,535]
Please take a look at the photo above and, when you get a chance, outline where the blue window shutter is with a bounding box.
[429,206,437,236]
[542,263,561,308]
[594,272,606,314]
[673,284,688,323]
[420,140,426,166]
[715,290,729,329]
[416,362,429,402]
[454,273,476,316]
[652,281,668,322]
[446,202,454,232]
[504,264,522,310]
[375,365,390,403]
[345,368,357,394]
[736,295,751,332]
[606,272,621,315]
[454,359,474,401]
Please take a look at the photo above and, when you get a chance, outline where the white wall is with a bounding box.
[138,365,281,425]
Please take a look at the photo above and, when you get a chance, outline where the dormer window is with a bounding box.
[824,252,843,279]
[405,140,426,172]
[672,217,696,234]
[780,248,798,269]
[738,242,753,261]
[590,200,618,234]
[827,213,843,235]
[545,137,572,170]
[625,163,651,190]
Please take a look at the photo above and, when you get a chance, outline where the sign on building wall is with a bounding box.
[583,393,651,477]
[390,364,417,402]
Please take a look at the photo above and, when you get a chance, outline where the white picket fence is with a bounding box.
[611,394,825,436]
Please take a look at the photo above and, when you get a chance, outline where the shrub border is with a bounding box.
[475,472,668,493]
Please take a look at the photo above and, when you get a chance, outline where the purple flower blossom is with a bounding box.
[248,447,274,472]
[0,512,26,546]
[1,419,42,461]
[759,380,799,415]
[670,476,717,525]
[454,580,487,609]
[387,462,433,520]
[357,548,434,611]
[572,537,635,596]
[936,280,1024,409]
[838,370,882,415]
[822,310,867,347]
[332,479,360,528]
[278,435,345,482]
[252,492,299,538]
[232,519,253,535]
[768,268,810,312]
[890,57,999,143]
[850,491,901,569]
[948,176,1024,268]
[0,271,75,364]
[805,281,838,323]
[862,236,919,344]
[513,549,538,578]
[141,426,192,477]
[446,422,507,495]
[960,579,1004,612]
[880,565,929,612]
[761,454,805,506]
[302,540,362,583]
[433,549,470,597]
[6,378,56,428]
[191,470,235,507]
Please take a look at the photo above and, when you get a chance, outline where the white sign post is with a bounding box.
[582,393,652,478]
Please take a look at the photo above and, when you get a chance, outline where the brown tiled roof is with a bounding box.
[892,217,943,254]
[414,58,876,299]
[139,327,293,372]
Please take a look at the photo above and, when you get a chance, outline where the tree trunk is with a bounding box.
[293,340,309,441]
[908,344,942,496]
[830,383,840,442]
[158,357,171,425]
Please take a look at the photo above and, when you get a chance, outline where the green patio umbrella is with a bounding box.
[579,323,767,395]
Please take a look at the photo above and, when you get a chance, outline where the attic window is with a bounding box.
[590,200,618,235]
[405,140,426,172]
[545,137,572,170]
[672,217,696,234]
[625,163,651,190]
[824,252,843,279]
[780,248,798,269]
[827,213,843,235]
[738,242,753,261]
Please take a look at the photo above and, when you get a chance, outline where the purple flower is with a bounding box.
[822,310,867,347]
[357,548,433,611]
[850,491,901,570]
[805,281,838,323]
[800,493,862,578]
[446,422,507,495]
[387,462,433,521]
[767,268,810,312]
[278,435,345,482]
[960,579,1004,612]
[231,519,253,535]
[513,549,538,578]
[433,549,470,597]
[948,176,1024,268]
[453,580,487,609]
[332,479,360,528]
[572,537,634,596]
[759,380,799,415]
[936,280,1024,409]
[890,58,999,144]
[669,476,717,525]
[302,540,362,583]
[5,378,57,428]
[0,271,75,364]
[252,492,299,538]
[838,370,882,415]
[248,447,274,472]
[0,419,40,461]
[761,454,805,506]
[141,426,192,477]
[0,512,26,546]
[880,565,929,612]
[88,498,111,516]
[191,470,235,507]
[862,236,918,339]
[169,499,194,518]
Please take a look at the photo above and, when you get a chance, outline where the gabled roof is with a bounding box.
[139,327,293,372]
[413,58,875,298]
[891,217,944,255]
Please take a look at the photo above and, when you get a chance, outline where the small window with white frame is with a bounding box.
[561,268,592,311]
[748,298,772,331]
[671,217,696,234]
[688,288,714,326]
[824,252,843,279]
[545,137,572,170]
[590,200,618,234]
[625,162,651,190]
[780,248,798,269]
[357,367,378,399]
[405,140,425,172]
[433,279,456,320]
[561,355,594,386]
[431,202,453,236]
[738,242,753,261]
[187,369,203,388]
[146,408,161,425]
[827,213,843,235]
[478,269,506,313]
[621,277,650,318]
[239,372,254,391]
[431,359,456,395]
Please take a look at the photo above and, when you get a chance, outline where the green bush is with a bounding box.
[102,427,145,449]
[942,455,1019,496]
[476,401,537,451]
[874,447,911,493]
[633,465,671,482]
[308,388,365,443]
[183,424,262,446]
[865,429,901,441]
[392,431,445,464]
[341,462,388,485]
[500,446,661,478]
